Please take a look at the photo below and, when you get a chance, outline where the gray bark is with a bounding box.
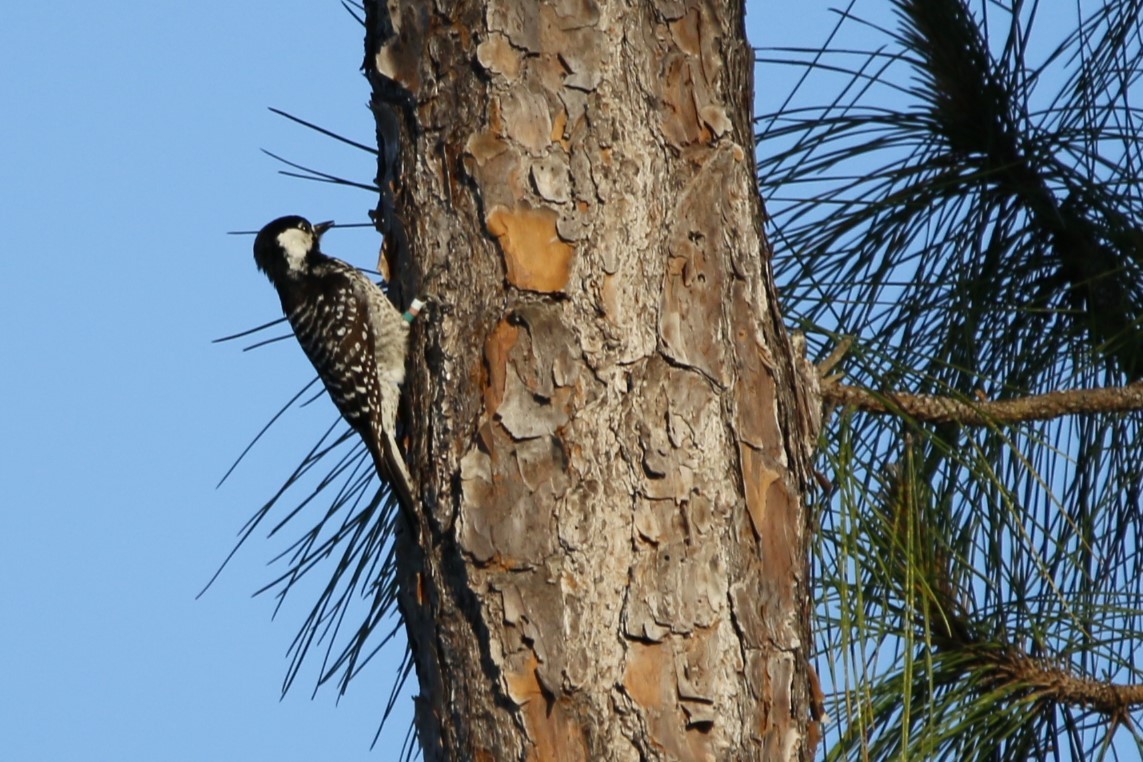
[366,1,818,759]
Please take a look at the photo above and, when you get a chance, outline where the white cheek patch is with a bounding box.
[277,228,313,272]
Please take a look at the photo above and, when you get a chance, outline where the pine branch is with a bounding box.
[822,379,1143,424]
[989,650,1143,717]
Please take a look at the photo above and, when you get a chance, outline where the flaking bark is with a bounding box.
[365,1,818,759]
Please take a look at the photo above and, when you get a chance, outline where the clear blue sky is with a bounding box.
[0,2,854,760]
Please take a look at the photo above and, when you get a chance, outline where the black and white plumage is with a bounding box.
[253,215,416,514]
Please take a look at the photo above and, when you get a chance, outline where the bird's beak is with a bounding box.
[314,221,334,238]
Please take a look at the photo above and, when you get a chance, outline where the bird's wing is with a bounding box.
[285,261,384,446]
[285,260,417,519]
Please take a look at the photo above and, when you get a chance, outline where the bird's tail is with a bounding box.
[368,433,418,530]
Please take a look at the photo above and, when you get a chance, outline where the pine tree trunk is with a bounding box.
[365,1,818,759]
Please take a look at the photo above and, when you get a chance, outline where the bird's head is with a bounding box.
[253,215,334,280]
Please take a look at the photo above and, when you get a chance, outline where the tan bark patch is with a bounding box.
[758,474,799,621]
[486,205,576,293]
[505,652,589,762]
[500,89,553,153]
[484,319,520,415]
[531,153,572,203]
[623,642,682,753]
[476,33,522,80]
[731,281,781,455]
[550,108,570,149]
[524,699,589,762]
[466,130,510,165]
[660,52,712,146]
[624,641,717,760]
[660,148,736,384]
[505,651,545,706]
[739,443,780,541]
[464,131,529,209]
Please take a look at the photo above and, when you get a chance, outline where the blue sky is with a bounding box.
[0,2,858,760]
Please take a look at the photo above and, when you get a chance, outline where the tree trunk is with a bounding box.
[366,1,817,759]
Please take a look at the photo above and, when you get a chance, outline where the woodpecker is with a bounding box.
[252,215,417,516]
